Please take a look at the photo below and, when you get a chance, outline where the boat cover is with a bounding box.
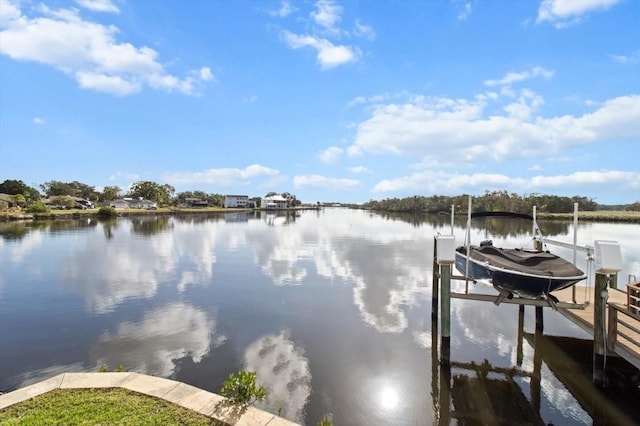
[463,245,585,278]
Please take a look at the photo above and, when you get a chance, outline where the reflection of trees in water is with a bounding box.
[370,212,571,238]
[0,221,49,240]
[100,218,118,240]
[0,219,101,241]
[130,217,173,236]
[49,219,98,233]
[470,218,570,239]
[375,211,453,228]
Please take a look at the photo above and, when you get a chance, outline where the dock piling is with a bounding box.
[440,263,451,365]
[432,236,439,320]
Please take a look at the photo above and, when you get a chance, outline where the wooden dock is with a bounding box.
[553,284,640,370]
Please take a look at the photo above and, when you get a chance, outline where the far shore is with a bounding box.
[2,207,639,223]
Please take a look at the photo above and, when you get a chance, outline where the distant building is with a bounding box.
[263,195,287,209]
[111,198,156,209]
[224,195,249,208]
[110,199,129,209]
[184,197,209,208]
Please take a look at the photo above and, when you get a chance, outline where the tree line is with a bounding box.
[0,179,302,209]
[362,190,640,214]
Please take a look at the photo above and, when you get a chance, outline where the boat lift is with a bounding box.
[432,198,634,386]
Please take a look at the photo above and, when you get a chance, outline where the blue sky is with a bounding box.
[1,0,638,204]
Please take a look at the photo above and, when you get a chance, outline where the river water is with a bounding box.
[1,209,639,425]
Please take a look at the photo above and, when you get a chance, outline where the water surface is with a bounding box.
[1,209,638,425]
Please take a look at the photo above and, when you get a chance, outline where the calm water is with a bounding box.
[1,209,639,425]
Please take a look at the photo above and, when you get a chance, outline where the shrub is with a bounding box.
[220,370,266,405]
[26,202,50,213]
[97,206,117,218]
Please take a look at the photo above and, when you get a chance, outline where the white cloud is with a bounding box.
[281,31,358,69]
[277,1,370,69]
[294,174,360,190]
[484,66,554,87]
[318,146,343,164]
[75,0,120,13]
[33,117,45,125]
[455,1,473,21]
[108,171,140,182]
[610,50,640,64]
[537,0,620,27]
[350,87,640,164]
[311,0,343,36]
[0,2,212,96]
[242,94,258,103]
[353,19,376,40]
[268,1,296,17]
[348,166,371,174]
[371,169,640,195]
[165,164,281,187]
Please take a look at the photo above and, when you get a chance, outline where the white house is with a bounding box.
[263,195,287,209]
[127,198,156,209]
[224,195,249,208]
[110,199,129,209]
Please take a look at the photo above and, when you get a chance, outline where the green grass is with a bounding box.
[538,210,640,222]
[0,388,222,425]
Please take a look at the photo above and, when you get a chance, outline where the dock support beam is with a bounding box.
[432,236,439,320]
[517,305,525,366]
[593,272,608,386]
[535,306,544,333]
[440,263,451,365]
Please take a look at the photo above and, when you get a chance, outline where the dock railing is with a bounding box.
[607,302,640,365]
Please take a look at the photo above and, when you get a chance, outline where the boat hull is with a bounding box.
[455,247,586,299]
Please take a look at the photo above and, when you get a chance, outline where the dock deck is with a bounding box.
[553,284,640,370]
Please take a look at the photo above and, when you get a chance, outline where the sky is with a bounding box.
[0,0,639,205]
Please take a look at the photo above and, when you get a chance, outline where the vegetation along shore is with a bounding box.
[1,179,638,223]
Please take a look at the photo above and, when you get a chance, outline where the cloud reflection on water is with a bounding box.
[60,219,217,313]
[243,330,311,424]
[91,303,222,377]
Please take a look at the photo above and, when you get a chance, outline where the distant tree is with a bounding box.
[0,179,41,202]
[40,180,75,197]
[265,191,278,198]
[71,181,99,201]
[128,181,173,205]
[626,202,640,212]
[100,186,121,202]
[50,196,74,209]
[208,193,224,207]
[40,180,98,200]
[176,191,194,204]
[10,194,26,206]
[250,196,262,208]
[280,192,300,207]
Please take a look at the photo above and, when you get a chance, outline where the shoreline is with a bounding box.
[1,207,639,223]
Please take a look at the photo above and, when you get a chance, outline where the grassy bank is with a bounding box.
[0,388,221,425]
[537,210,640,222]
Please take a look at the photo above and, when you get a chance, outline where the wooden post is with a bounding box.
[609,273,617,290]
[535,306,544,333]
[438,362,451,426]
[432,236,439,320]
[517,305,525,366]
[440,264,451,365]
[431,315,440,423]
[607,305,618,352]
[593,272,607,386]
[532,331,543,413]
